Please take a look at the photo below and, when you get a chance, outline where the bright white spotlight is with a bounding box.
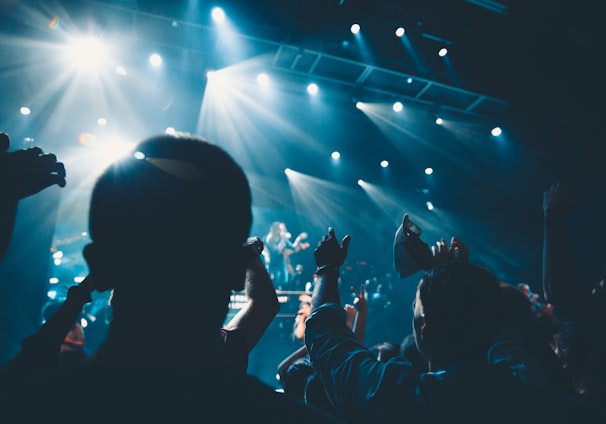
[355,101,363,110]
[97,118,107,126]
[438,47,448,57]
[66,36,108,71]
[380,160,389,168]
[307,83,318,95]
[211,7,226,23]
[350,23,360,34]
[435,117,443,125]
[133,151,145,160]
[392,101,403,112]
[491,126,502,137]
[407,77,413,84]
[425,167,433,175]
[284,168,292,175]
[165,127,176,135]
[20,106,31,115]
[426,201,434,211]
[149,53,163,67]
[47,290,58,300]
[256,72,269,86]
[395,27,405,37]
[49,277,59,284]
[357,179,364,186]
[331,151,341,160]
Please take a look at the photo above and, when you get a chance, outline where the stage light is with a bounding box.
[355,101,363,110]
[425,167,433,175]
[435,117,443,125]
[331,151,341,160]
[284,168,292,175]
[165,127,176,135]
[133,151,145,160]
[49,277,59,284]
[20,106,31,115]
[307,83,318,95]
[66,36,108,71]
[392,101,403,112]
[47,290,58,300]
[438,48,448,57]
[211,7,226,23]
[407,77,413,84]
[380,160,389,168]
[97,118,107,126]
[256,72,269,86]
[357,179,364,185]
[350,23,360,34]
[149,53,163,67]
[491,126,502,137]
[426,201,434,211]
[395,27,405,37]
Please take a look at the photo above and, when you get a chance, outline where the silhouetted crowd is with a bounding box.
[0,131,604,423]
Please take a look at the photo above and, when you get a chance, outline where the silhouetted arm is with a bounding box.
[542,183,583,319]
[8,276,94,367]
[310,228,351,313]
[226,237,280,353]
[0,132,66,262]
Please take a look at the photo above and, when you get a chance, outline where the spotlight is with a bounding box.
[149,53,163,67]
[357,179,364,186]
[380,160,389,168]
[438,48,448,57]
[435,117,443,125]
[211,7,226,23]
[97,118,107,126]
[424,167,433,175]
[133,151,145,160]
[426,201,434,211]
[392,102,403,112]
[307,83,318,95]
[284,168,292,175]
[350,23,360,34]
[355,101,363,110]
[66,36,108,71]
[331,151,341,160]
[395,27,405,37]
[256,73,269,86]
[491,127,502,137]
[406,77,413,84]
[20,106,31,115]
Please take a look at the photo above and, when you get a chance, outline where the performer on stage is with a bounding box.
[262,221,309,289]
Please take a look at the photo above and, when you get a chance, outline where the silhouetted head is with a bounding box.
[413,262,503,368]
[84,134,252,327]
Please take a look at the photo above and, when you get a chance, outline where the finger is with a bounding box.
[328,227,336,239]
[49,174,67,188]
[341,234,351,252]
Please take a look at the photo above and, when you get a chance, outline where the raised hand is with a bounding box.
[431,236,469,265]
[0,132,66,200]
[543,182,571,218]
[314,227,351,273]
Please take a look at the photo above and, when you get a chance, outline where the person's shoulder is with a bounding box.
[238,375,343,423]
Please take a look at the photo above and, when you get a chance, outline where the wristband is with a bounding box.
[316,265,339,275]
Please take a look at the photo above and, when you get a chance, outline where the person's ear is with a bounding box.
[83,242,113,292]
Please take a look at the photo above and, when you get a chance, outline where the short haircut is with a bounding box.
[418,262,503,356]
[88,134,252,313]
